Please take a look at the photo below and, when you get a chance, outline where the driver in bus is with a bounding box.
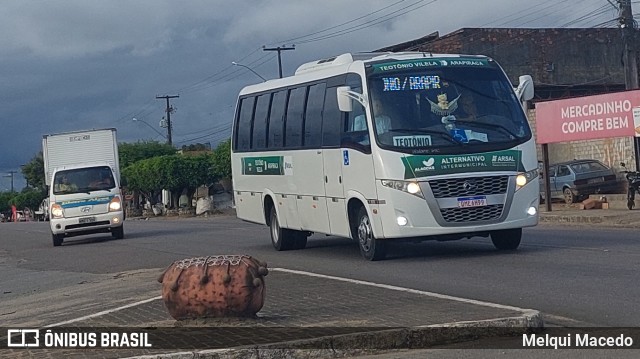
[353,99,391,135]
[456,92,479,121]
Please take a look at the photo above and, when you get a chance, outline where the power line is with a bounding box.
[271,0,409,45]
[118,0,616,143]
[294,0,438,45]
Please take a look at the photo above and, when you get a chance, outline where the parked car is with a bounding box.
[14,210,26,222]
[35,197,50,221]
[540,159,619,204]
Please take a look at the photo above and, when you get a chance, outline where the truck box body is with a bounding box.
[43,128,125,246]
[43,128,120,186]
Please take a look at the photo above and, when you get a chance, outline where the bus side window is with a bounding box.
[304,83,326,148]
[285,87,307,148]
[252,93,272,150]
[268,90,287,149]
[322,87,342,147]
[342,74,369,147]
[235,96,256,151]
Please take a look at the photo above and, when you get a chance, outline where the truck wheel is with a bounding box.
[111,226,124,239]
[52,233,64,247]
[355,207,386,261]
[491,228,522,250]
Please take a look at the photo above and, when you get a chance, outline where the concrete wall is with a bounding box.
[388,28,626,87]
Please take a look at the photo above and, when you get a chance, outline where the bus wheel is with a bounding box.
[269,207,305,251]
[356,207,386,261]
[490,228,522,250]
[52,233,64,247]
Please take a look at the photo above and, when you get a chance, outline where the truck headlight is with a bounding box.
[51,203,64,218]
[109,196,122,211]
[516,169,539,191]
[381,180,424,198]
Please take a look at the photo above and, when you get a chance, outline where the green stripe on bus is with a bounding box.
[241,156,285,175]
[371,58,491,74]
[402,150,524,178]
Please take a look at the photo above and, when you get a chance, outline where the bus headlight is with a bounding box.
[109,196,122,212]
[381,180,424,199]
[51,203,64,218]
[516,169,539,191]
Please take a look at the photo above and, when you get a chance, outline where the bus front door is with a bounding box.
[323,148,350,237]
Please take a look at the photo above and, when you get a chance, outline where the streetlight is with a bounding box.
[132,118,167,140]
[232,62,267,82]
[3,172,15,192]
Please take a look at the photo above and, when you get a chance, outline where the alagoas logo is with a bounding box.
[414,158,436,171]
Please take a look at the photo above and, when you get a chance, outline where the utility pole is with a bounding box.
[619,0,640,169]
[263,45,295,78]
[156,95,179,146]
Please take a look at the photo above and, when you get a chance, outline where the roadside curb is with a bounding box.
[539,213,640,227]
[539,214,609,224]
[127,310,543,359]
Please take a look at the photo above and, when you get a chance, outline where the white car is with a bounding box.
[37,198,50,221]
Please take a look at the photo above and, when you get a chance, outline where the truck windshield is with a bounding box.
[366,58,532,154]
[52,166,115,195]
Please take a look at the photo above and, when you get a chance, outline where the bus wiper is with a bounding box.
[386,128,466,146]
[453,119,519,139]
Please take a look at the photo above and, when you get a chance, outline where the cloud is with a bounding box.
[0,0,616,190]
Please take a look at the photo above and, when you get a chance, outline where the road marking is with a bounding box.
[45,267,534,328]
[44,296,162,328]
[272,267,534,313]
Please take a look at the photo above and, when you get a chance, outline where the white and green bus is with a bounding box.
[231,52,538,261]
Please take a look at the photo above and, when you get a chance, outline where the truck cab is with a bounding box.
[49,163,124,246]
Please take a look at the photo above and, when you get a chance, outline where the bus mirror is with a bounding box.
[514,75,534,101]
[337,86,353,112]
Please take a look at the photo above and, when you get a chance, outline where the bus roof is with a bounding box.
[238,52,491,96]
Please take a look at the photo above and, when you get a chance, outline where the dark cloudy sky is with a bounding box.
[0,0,619,190]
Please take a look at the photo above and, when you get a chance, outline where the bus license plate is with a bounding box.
[79,216,96,224]
[457,196,487,208]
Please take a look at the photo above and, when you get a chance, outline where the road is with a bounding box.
[0,216,638,328]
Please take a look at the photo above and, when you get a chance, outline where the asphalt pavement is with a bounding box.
[4,205,640,358]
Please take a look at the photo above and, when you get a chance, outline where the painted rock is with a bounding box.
[158,255,268,320]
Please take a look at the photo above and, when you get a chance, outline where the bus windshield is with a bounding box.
[366,58,532,153]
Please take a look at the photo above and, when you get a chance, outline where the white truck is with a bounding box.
[43,128,125,246]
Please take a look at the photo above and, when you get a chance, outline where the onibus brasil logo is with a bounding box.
[6,329,152,348]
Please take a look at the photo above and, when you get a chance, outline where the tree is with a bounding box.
[212,139,231,180]
[122,156,165,205]
[0,191,15,213]
[21,152,46,191]
[119,141,176,169]
[123,153,219,209]
[181,143,211,152]
[8,188,44,211]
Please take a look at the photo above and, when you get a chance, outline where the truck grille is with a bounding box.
[440,205,504,223]
[428,176,509,198]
